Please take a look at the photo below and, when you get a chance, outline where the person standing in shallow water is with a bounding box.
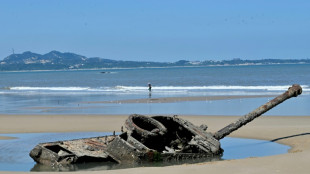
[148,83,152,98]
[148,83,152,92]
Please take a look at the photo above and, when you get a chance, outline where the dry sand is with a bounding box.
[1,114,310,174]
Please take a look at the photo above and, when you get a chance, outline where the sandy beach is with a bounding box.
[1,113,310,174]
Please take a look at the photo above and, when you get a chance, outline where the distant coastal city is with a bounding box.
[0,51,309,71]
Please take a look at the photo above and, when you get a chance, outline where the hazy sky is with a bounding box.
[0,0,309,62]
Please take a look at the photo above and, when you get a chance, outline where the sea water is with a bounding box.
[0,132,290,172]
[0,64,309,115]
[0,65,304,171]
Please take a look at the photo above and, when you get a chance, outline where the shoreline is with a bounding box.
[83,95,277,104]
[1,114,310,173]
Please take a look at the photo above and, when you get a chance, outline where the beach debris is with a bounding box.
[29,84,302,167]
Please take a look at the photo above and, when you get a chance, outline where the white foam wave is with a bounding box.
[9,87,91,91]
[115,85,310,91]
[4,85,309,94]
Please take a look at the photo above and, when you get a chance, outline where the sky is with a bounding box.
[0,0,309,62]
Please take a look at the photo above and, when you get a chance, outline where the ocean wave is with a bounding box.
[3,85,309,94]
[116,85,310,91]
[9,87,91,91]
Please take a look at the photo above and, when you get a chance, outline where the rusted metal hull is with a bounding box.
[30,115,223,167]
[30,136,116,165]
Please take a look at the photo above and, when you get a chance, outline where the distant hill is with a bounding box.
[0,51,309,71]
[0,51,168,71]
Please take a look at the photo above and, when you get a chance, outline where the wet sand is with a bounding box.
[0,136,16,140]
[1,114,310,174]
[83,95,276,104]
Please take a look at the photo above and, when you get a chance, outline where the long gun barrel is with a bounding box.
[213,84,302,140]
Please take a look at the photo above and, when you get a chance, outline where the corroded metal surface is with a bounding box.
[30,115,223,166]
[213,84,302,140]
[30,136,116,165]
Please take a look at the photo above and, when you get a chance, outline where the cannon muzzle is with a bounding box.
[213,84,302,140]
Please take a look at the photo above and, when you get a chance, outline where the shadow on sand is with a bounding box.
[271,132,310,142]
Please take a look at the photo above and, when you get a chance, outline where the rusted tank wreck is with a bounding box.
[30,84,302,167]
